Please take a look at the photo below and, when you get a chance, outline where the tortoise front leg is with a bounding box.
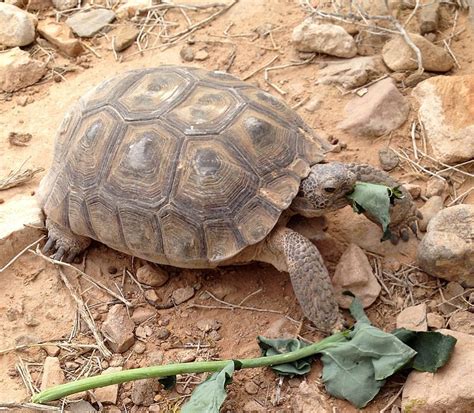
[346,163,422,243]
[263,227,343,333]
[43,218,91,262]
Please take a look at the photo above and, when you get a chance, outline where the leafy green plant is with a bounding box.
[32,298,455,411]
[346,182,403,240]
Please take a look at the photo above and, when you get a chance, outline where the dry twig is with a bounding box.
[0,160,44,190]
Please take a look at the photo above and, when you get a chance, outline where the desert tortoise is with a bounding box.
[38,66,419,332]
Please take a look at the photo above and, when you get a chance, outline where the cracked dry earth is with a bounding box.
[0,0,473,412]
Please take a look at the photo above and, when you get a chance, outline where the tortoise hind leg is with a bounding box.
[262,227,343,333]
[43,218,91,262]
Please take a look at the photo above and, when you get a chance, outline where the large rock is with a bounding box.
[417,204,474,286]
[101,305,135,353]
[136,263,169,287]
[0,3,37,47]
[0,47,46,92]
[402,329,474,412]
[382,33,453,72]
[0,194,44,268]
[413,75,474,164]
[316,55,386,89]
[38,21,84,57]
[66,8,116,38]
[109,23,138,52]
[338,78,410,137]
[292,21,357,58]
[332,243,381,309]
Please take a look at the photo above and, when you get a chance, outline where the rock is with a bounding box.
[144,289,159,303]
[418,0,439,34]
[148,404,161,412]
[417,204,474,285]
[38,21,84,57]
[131,306,156,324]
[292,21,357,58]
[131,378,160,406]
[378,147,399,171]
[134,341,146,354]
[396,304,427,331]
[0,4,36,47]
[448,311,474,335]
[425,177,447,198]
[172,286,194,305]
[155,327,170,340]
[196,318,221,333]
[40,357,65,391]
[110,23,138,52]
[0,194,44,267]
[116,0,152,19]
[0,48,46,94]
[439,282,467,315]
[52,0,78,11]
[43,345,61,357]
[180,46,194,62]
[332,243,381,309]
[244,381,259,395]
[338,78,409,137]
[4,0,27,7]
[303,95,322,112]
[136,264,169,287]
[26,0,53,11]
[418,195,444,232]
[405,183,422,199]
[66,8,116,38]
[292,381,332,412]
[413,75,474,164]
[194,49,209,61]
[427,312,444,329]
[316,55,386,89]
[382,33,453,72]
[101,305,135,353]
[148,350,164,365]
[68,401,97,413]
[93,367,122,404]
[243,400,266,412]
[402,329,474,413]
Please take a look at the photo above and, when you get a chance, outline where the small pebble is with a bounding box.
[134,341,146,354]
[155,327,170,340]
[244,381,259,395]
[180,46,194,62]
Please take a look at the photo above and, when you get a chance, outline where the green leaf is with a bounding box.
[392,329,457,372]
[181,361,235,413]
[320,296,417,408]
[346,182,403,241]
[257,336,313,375]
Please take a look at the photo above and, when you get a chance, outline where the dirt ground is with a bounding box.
[0,0,473,412]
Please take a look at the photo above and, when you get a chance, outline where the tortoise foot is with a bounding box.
[43,219,91,262]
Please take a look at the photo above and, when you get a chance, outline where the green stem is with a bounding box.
[32,332,347,403]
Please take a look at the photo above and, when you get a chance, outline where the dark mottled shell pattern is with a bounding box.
[38,66,324,267]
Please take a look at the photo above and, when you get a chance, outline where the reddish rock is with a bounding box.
[38,21,84,57]
[101,305,135,353]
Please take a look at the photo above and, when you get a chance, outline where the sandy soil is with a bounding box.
[0,0,473,411]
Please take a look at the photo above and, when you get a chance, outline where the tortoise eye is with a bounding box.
[324,187,336,193]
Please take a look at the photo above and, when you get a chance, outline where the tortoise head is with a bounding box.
[291,162,357,217]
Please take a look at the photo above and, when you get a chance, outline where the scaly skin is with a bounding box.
[43,219,91,262]
[266,227,344,333]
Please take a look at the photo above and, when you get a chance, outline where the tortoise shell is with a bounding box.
[38,66,324,267]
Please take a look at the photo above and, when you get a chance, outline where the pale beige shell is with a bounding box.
[38,66,324,266]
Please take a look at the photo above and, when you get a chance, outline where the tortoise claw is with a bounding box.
[400,228,410,242]
[42,237,56,254]
[390,232,400,245]
[51,247,66,261]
